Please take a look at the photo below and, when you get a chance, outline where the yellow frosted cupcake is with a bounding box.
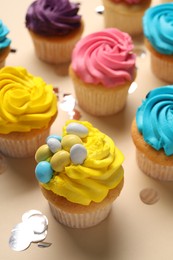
[35,120,124,228]
[25,0,84,64]
[0,66,57,158]
[102,0,151,36]
[69,28,136,116]
[0,20,11,68]
[131,85,173,181]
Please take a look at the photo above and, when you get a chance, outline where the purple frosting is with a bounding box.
[25,0,81,36]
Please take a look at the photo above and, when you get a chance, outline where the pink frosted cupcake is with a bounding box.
[35,120,124,228]
[69,28,136,116]
[0,20,11,68]
[25,0,84,64]
[0,66,57,158]
[102,0,151,36]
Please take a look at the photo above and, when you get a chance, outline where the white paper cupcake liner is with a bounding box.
[73,80,130,116]
[136,149,173,181]
[102,0,146,35]
[49,202,112,228]
[0,128,50,158]
[29,22,84,65]
[150,52,173,83]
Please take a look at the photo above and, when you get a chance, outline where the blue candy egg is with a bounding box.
[46,134,62,142]
[70,144,87,165]
[66,123,88,138]
[35,161,53,183]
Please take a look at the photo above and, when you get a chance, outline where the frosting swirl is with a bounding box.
[136,86,173,156]
[35,120,124,205]
[0,66,57,134]
[71,28,136,87]
[0,20,11,50]
[25,0,81,36]
[143,3,173,55]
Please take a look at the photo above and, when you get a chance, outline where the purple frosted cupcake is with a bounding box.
[25,0,84,64]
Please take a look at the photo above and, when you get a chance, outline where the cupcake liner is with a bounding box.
[71,71,131,116]
[0,127,50,158]
[75,85,129,116]
[28,22,84,64]
[136,149,173,181]
[49,202,112,228]
[150,52,173,83]
[102,0,150,35]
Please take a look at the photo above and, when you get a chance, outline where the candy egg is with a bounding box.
[46,134,62,142]
[35,161,53,183]
[61,134,82,152]
[47,138,61,153]
[70,144,87,165]
[35,144,53,163]
[66,123,88,138]
[50,150,70,172]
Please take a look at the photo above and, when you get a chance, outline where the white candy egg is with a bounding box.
[47,138,61,153]
[66,123,88,138]
[70,144,87,165]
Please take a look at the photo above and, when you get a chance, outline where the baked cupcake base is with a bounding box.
[40,178,124,228]
[0,46,10,68]
[28,21,84,65]
[69,65,134,116]
[145,38,173,83]
[102,0,151,36]
[0,115,56,158]
[131,119,173,181]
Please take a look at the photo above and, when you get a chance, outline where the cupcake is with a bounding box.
[143,3,173,83]
[102,0,151,36]
[131,85,173,181]
[0,66,57,158]
[69,28,136,116]
[0,20,11,68]
[35,120,124,228]
[25,0,84,64]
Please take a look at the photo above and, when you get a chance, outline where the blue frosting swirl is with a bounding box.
[143,3,173,55]
[0,20,11,50]
[136,86,173,156]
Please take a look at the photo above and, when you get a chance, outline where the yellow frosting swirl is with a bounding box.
[42,120,124,205]
[0,66,57,134]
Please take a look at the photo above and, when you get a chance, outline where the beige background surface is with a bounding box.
[1,0,173,259]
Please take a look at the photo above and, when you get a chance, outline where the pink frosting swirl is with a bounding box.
[71,28,136,87]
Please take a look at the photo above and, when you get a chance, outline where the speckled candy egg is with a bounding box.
[35,144,53,163]
[47,134,62,142]
[66,123,89,138]
[50,150,71,172]
[61,134,82,152]
[70,144,87,165]
[47,137,61,153]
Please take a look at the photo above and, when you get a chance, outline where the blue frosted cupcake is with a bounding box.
[131,85,173,181]
[143,3,173,83]
[0,20,11,68]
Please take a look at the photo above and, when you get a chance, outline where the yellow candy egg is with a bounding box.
[61,134,82,152]
[35,144,53,162]
[50,150,71,172]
